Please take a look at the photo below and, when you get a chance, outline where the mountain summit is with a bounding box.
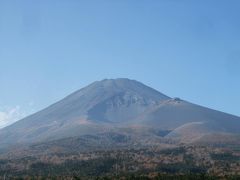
[0,78,240,147]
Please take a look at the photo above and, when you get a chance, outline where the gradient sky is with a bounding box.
[0,0,240,127]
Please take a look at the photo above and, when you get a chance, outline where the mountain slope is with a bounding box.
[0,78,240,147]
[138,98,240,132]
[0,78,170,146]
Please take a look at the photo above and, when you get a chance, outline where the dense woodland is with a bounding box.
[0,144,240,179]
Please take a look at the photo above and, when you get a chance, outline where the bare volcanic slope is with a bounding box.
[136,98,240,142]
[0,78,240,147]
[0,78,170,146]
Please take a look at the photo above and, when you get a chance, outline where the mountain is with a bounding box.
[0,78,169,146]
[0,78,240,147]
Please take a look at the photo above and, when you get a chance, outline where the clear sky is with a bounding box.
[0,0,240,128]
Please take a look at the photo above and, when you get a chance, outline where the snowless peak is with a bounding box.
[0,78,240,147]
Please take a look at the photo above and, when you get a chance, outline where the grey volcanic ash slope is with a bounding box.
[0,78,240,146]
[0,79,169,145]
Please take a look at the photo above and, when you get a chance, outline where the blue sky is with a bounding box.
[0,0,240,127]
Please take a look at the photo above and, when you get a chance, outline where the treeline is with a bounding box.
[1,145,240,178]
[1,173,240,180]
